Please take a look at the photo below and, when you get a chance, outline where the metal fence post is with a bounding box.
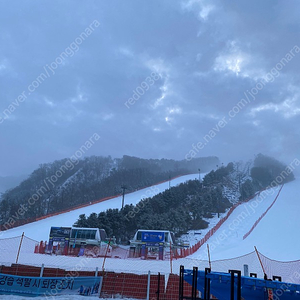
[40,264,44,277]
[147,270,151,300]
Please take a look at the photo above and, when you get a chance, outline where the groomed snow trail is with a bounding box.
[1,174,199,241]
[190,179,300,261]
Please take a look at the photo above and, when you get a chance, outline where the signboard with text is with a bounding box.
[141,231,165,243]
[0,273,101,297]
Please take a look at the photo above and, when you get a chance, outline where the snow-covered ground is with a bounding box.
[2,176,300,264]
[190,180,300,261]
[244,179,300,260]
[1,175,300,286]
[0,174,199,241]
[179,210,229,247]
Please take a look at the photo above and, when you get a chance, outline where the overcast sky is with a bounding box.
[0,0,300,176]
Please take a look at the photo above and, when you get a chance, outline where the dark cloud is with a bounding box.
[1,0,300,176]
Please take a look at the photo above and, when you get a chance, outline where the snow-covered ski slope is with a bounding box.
[190,178,300,261]
[1,174,199,241]
[1,179,299,298]
[1,175,299,271]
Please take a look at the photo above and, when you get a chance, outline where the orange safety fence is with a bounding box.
[3,234,300,288]
[178,190,263,258]
[243,185,284,240]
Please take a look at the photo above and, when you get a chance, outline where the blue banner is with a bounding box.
[0,273,101,297]
[141,231,165,243]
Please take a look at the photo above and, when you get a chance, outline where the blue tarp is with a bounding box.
[183,269,300,300]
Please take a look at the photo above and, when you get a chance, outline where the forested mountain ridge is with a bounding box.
[0,155,219,227]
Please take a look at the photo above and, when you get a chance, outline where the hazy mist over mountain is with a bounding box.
[0,175,27,193]
[1,1,300,177]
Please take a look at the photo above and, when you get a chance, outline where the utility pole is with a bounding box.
[121,185,127,209]
[198,168,201,182]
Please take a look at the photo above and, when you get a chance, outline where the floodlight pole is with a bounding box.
[121,186,127,209]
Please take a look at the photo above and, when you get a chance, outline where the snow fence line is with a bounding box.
[243,185,284,240]
[3,235,300,285]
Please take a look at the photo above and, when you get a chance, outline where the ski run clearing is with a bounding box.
[1,174,199,241]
